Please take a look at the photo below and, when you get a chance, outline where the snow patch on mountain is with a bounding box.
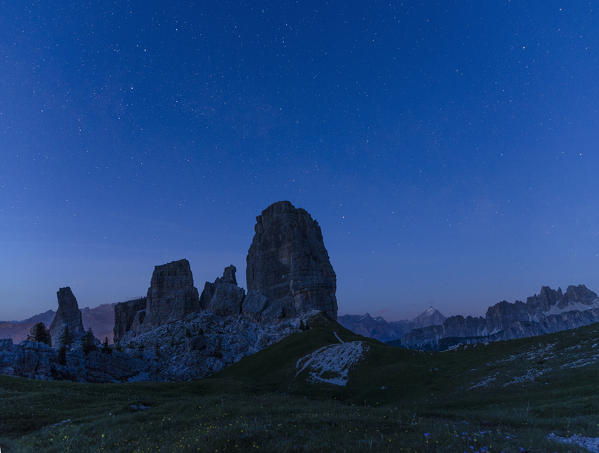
[544,299,599,316]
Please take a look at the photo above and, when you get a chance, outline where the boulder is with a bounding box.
[143,259,201,329]
[241,290,270,322]
[246,201,338,321]
[48,287,85,348]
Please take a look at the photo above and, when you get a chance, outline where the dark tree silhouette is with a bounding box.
[101,337,111,354]
[27,322,51,346]
[82,328,97,355]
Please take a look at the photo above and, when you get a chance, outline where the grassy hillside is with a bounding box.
[1,315,598,452]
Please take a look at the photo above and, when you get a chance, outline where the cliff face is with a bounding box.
[246,201,338,321]
[402,285,599,350]
[199,265,245,317]
[48,287,85,347]
[144,259,201,330]
[113,298,147,344]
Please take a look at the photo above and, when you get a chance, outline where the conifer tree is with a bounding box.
[101,337,111,354]
[59,326,73,349]
[82,328,97,355]
[27,322,51,346]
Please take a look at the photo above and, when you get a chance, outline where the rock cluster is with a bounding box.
[2,201,339,383]
[48,287,85,347]
[246,201,338,321]
[115,201,339,343]
[117,311,316,381]
[113,259,201,342]
[0,339,146,383]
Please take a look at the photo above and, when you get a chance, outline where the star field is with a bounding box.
[1,1,599,320]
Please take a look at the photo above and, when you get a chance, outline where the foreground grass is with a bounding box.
[0,379,581,452]
[1,319,598,452]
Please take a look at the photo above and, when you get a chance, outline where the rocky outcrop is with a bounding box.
[48,287,85,348]
[402,285,599,350]
[113,298,147,344]
[0,309,320,382]
[241,291,271,322]
[144,259,201,330]
[1,201,341,383]
[246,201,337,321]
[117,310,316,381]
[0,339,147,383]
[200,265,245,317]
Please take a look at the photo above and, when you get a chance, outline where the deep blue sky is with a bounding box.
[1,1,599,320]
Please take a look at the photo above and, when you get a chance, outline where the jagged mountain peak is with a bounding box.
[412,306,446,329]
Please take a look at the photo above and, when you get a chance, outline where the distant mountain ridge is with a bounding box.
[0,303,116,344]
[402,285,599,350]
[338,307,446,342]
[0,310,55,343]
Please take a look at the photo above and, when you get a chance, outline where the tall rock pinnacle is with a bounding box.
[246,201,338,320]
[48,287,85,348]
[144,259,200,329]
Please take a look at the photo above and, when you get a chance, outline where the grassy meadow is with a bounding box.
[0,317,598,452]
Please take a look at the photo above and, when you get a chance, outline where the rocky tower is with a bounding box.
[199,265,245,316]
[143,259,200,329]
[113,297,147,343]
[48,287,85,348]
[246,201,338,320]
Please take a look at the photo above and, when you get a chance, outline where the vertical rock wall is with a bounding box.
[48,287,85,347]
[143,259,201,329]
[246,201,338,320]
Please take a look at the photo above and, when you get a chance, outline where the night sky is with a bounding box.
[2,1,599,321]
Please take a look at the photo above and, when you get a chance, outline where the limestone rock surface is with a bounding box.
[246,201,337,321]
[200,266,245,317]
[144,259,200,330]
[113,298,147,344]
[48,287,85,348]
